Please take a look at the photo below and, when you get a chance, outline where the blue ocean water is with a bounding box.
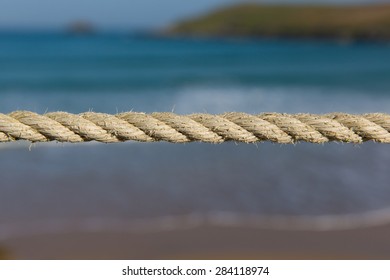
[1,33,390,113]
[1,33,390,238]
[4,33,390,92]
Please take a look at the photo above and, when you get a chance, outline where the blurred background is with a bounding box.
[1,0,390,259]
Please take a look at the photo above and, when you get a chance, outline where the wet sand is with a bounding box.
[1,142,390,259]
[3,224,390,259]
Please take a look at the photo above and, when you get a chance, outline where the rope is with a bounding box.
[1,111,390,144]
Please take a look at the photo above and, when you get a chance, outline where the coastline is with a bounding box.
[166,4,390,42]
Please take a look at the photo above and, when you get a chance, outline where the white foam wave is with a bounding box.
[172,86,390,114]
[2,207,390,241]
[3,86,390,115]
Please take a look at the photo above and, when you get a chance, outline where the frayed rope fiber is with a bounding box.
[1,111,390,144]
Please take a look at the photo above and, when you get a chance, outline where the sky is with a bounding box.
[0,0,387,31]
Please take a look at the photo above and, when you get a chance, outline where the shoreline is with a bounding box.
[156,33,390,45]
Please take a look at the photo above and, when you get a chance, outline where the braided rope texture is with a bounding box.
[1,111,390,144]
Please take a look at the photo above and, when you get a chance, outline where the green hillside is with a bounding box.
[166,4,390,40]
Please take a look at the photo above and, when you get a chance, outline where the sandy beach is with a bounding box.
[2,223,390,259]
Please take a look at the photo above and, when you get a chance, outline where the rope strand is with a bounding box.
[1,111,390,144]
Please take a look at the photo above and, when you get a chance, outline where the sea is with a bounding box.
[1,32,390,239]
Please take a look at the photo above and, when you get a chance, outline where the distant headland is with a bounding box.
[165,3,390,41]
[66,21,95,35]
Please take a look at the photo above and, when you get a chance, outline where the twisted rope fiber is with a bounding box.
[1,111,390,144]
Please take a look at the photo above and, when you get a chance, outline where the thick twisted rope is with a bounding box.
[0,111,390,144]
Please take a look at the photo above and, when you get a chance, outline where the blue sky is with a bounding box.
[0,0,386,30]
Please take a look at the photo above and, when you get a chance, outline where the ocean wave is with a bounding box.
[2,207,390,241]
[1,85,390,114]
[172,86,390,114]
